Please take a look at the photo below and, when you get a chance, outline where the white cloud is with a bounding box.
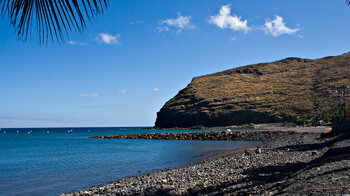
[159,15,195,34]
[209,5,250,33]
[68,40,87,45]
[153,87,160,92]
[97,33,120,44]
[263,15,300,36]
[118,89,127,94]
[230,37,237,41]
[80,93,99,98]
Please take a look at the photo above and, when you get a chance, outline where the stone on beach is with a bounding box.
[64,130,350,195]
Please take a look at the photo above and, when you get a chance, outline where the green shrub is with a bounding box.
[315,103,350,122]
[294,117,308,126]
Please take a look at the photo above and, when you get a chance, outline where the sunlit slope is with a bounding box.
[155,53,350,128]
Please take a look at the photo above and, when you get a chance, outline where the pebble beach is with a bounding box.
[64,129,350,195]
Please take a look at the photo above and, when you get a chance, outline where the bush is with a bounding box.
[294,117,308,126]
[315,103,350,122]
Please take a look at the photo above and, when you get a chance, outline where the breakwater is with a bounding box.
[90,130,315,147]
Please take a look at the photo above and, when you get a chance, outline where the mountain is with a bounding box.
[155,52,350,128]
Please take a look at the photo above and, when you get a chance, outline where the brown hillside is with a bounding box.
[155,52,350,128]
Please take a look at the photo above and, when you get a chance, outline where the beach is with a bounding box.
[63,127,350,195]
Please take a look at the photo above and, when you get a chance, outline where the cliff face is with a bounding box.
[155,52,350,128]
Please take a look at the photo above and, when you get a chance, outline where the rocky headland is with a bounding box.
[64,129,350,195]
[155,53,350,128]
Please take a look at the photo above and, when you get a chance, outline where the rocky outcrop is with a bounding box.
[155,53,350,128]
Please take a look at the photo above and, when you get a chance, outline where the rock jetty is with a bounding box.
[90,131,315,147]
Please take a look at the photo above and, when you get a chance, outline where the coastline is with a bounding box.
[63,128,350,195]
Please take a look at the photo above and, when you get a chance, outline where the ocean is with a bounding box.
[0,127,257,195]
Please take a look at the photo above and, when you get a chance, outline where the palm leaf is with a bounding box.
[1,0,109,44]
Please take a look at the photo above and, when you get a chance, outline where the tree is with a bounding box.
[0,0,109,44]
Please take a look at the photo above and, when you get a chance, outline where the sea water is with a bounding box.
[0,127,257,195]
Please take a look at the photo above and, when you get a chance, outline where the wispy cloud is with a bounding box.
[263,15,300,37]
[80,105,104,109]
[130,21,144,24]
[0,117,58,128]
[97,33,120,44]
[153,87,160,92]
[118,89,127,94]
[80,93,99,97]
[158,14,195,35]
[230,37,237,41]
[208,5,250,33]
[68,40,87,45]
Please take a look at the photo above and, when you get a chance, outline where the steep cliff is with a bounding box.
[155,52,350,128]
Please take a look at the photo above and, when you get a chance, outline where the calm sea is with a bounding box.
[0,127,257,196]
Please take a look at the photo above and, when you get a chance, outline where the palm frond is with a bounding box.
[1,0,109,44]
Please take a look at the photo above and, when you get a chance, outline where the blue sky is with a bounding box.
[1,0,350,128]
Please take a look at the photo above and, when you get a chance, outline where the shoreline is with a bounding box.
[63,128,349,195]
